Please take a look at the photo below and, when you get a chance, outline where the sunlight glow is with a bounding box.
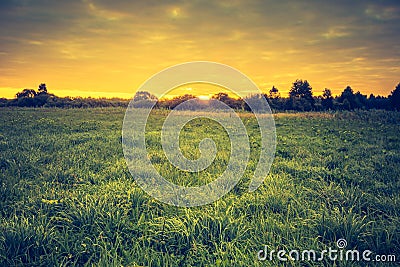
[169,7,181,18]
[198,95,210,101]
[159,82,240,100]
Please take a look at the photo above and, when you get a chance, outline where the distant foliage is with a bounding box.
[390,83,400,111]
[288,80,315,111]
[133,91,157,102]
[2,84,129,108]
[158,94,196,109]
[243,94,269,112]
[321,88,334,110]
[131,91,158,108]
[211,93,243,110]
[1,81,399,112]
[38,83,47,94]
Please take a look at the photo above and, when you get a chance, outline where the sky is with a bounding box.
[0,0,399,99]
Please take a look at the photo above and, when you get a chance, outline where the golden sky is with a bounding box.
[0,0,399,99]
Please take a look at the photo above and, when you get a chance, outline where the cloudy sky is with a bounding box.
[0,0,399,98]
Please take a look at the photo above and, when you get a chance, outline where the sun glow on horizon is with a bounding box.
[198,95,210,100]
[157,82,243,100]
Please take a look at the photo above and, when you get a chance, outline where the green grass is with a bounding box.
[0,108,399,266]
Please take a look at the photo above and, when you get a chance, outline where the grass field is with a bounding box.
[0,108,399,266]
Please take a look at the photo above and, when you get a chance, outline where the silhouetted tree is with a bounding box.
[342,99,351,110]
[321,88,334,110]
[15,88,38,107]
[133,91,157,102]
[155,94,197,109]
[212,92,230,102]
[243,94,269,112]
[265,86,285,111]
[338,86,356,109]
[366,94,390,110]
[211,92,242,109]
[0,98,8,107]
[322,88,332,99]
[374,95,390,110]
[268,86,280,99]
[389,83,400,111]
[6,82,398,111]
[288,79,314,111]
[354,91,367,109]
[16,89,36,98]
[38,83,47,94]
[132,91,157,108]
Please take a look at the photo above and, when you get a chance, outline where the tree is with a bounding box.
[211,92,241,109]
[133,91,157,102]
[288,79,314,111]
[354,91,367,109]
[243,94,269,112]
[35,89,52,106]
[321,88,333,110]
[289,80,313,99]
[38,83,47,94]
[168,94,196,109]
[366,94,375,109]
[0,98,9,107]
[342,99,351,110]
[268,86,280,99]
[16,89,36,98]
[322,88,332,99]
[266,86,285,111]
[366,94,390,110]
[338,86,356,109]
[389,83,400,111]
[212,92,230,102]
[132,91,158,108]
[15,89,37,107]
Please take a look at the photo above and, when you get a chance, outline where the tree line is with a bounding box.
[133,80,400,112]
[0,84,129,108]
[2,81,400,111]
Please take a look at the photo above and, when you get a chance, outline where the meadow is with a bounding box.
[0,108,399,266]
